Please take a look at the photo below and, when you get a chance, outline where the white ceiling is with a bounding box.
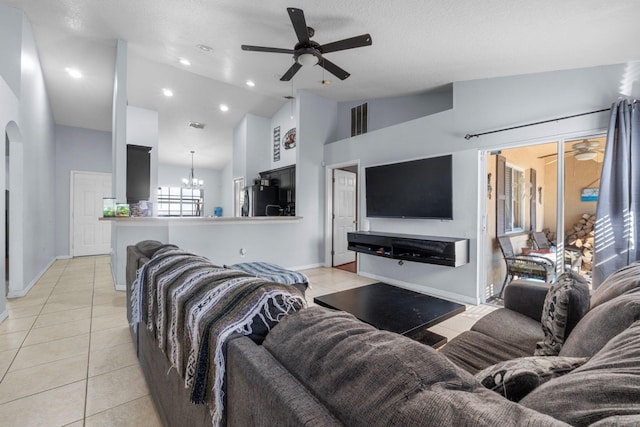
[3,0,640,169]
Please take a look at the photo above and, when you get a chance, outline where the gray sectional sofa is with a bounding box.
[127,240,640,426]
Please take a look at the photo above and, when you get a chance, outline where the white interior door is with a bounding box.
[333,169,357,266]
[72,171,112,256]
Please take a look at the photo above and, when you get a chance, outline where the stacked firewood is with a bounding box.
[541,213,596,272]
[565,213,596,272]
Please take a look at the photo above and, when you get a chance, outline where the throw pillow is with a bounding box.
[590,261,640,309]
[475,356,588,402]
[559,288,640,358]
[534,271,590,356]
[520,320,640,425]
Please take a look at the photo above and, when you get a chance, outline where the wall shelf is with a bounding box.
[347,231,469,267]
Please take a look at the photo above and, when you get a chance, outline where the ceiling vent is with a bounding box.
[188,121,205,129]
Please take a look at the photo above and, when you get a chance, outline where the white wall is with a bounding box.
[16,13,57,296]
[232,116,247,180]
[324,62,640,304]
[112,40,127,201]
[220,161,233,216]
[54,125,112,256]
[0,7,58,304]
[157,163,222,216]
[0,5,22,98]
[0,76,19,319]
[270,101,297,169]
[245,114,271,181]
[335,90,453,141]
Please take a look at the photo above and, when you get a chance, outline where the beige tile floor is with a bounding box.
[0,256,495,426]
[0,256,160,427]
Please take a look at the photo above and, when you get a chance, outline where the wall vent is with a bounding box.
[351,103,368,137]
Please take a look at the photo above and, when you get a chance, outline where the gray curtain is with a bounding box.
[593,100,640,287]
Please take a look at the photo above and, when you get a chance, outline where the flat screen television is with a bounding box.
[365,155,453,219]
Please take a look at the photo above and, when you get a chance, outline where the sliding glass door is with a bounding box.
[484,134,605,299]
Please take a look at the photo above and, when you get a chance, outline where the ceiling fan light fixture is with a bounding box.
[297,52,319,66]
[574,151,597,161]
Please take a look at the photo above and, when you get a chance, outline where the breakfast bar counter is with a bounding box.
[106,216,309,291]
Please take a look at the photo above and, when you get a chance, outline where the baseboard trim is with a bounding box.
[7,257,58,299]
[357,271,478,306]
[56,255,72,260]
[289,262,324,271]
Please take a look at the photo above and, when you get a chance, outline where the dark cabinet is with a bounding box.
[127,144,151,204]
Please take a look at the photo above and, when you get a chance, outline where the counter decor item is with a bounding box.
[116,203,130,217]
[131,201,153,217]
[103,198,116,217]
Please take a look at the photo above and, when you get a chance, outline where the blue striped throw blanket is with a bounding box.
[228,261,309,286]
[131,247,307,427]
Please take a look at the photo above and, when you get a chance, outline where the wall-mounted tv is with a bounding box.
[365,154,453,219]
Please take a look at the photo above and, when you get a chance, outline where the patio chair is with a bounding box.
[531,231,582,272]
[497,235,555,297]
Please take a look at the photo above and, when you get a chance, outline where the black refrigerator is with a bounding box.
[242,185,280,216]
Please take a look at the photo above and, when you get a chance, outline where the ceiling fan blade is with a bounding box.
[537,150,572,159]
[319,57,350,80]
[280,62,302,81]
[319,34,373,54]
[288,8,310,43]
[241,45,294,54]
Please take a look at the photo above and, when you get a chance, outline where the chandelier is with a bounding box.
[182,150,203,188]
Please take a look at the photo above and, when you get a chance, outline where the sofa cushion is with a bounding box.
[559,288,640,358]
[471,308,544,354]
[521,320,640,425]
[503,280,551,322]
[135,240,176,258]
[226,337,342,426]
[441,330,537,375]
[264,307,566,426]
[590,261,640,309]
[475,356,587,402]
[534,271,590,356]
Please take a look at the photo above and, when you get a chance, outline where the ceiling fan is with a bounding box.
[538,139,605,161]
[241,8,372,81]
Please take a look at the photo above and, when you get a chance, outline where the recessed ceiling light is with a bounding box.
[179,58,191,66]
[65,67,83,79]
[162,88,174,97]
[196,44,213,52]
[219,104,229,112]
[245,80,255,87]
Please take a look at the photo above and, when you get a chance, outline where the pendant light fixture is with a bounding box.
[182,150,204,188]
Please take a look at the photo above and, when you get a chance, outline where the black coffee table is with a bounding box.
[314,282,465,348]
